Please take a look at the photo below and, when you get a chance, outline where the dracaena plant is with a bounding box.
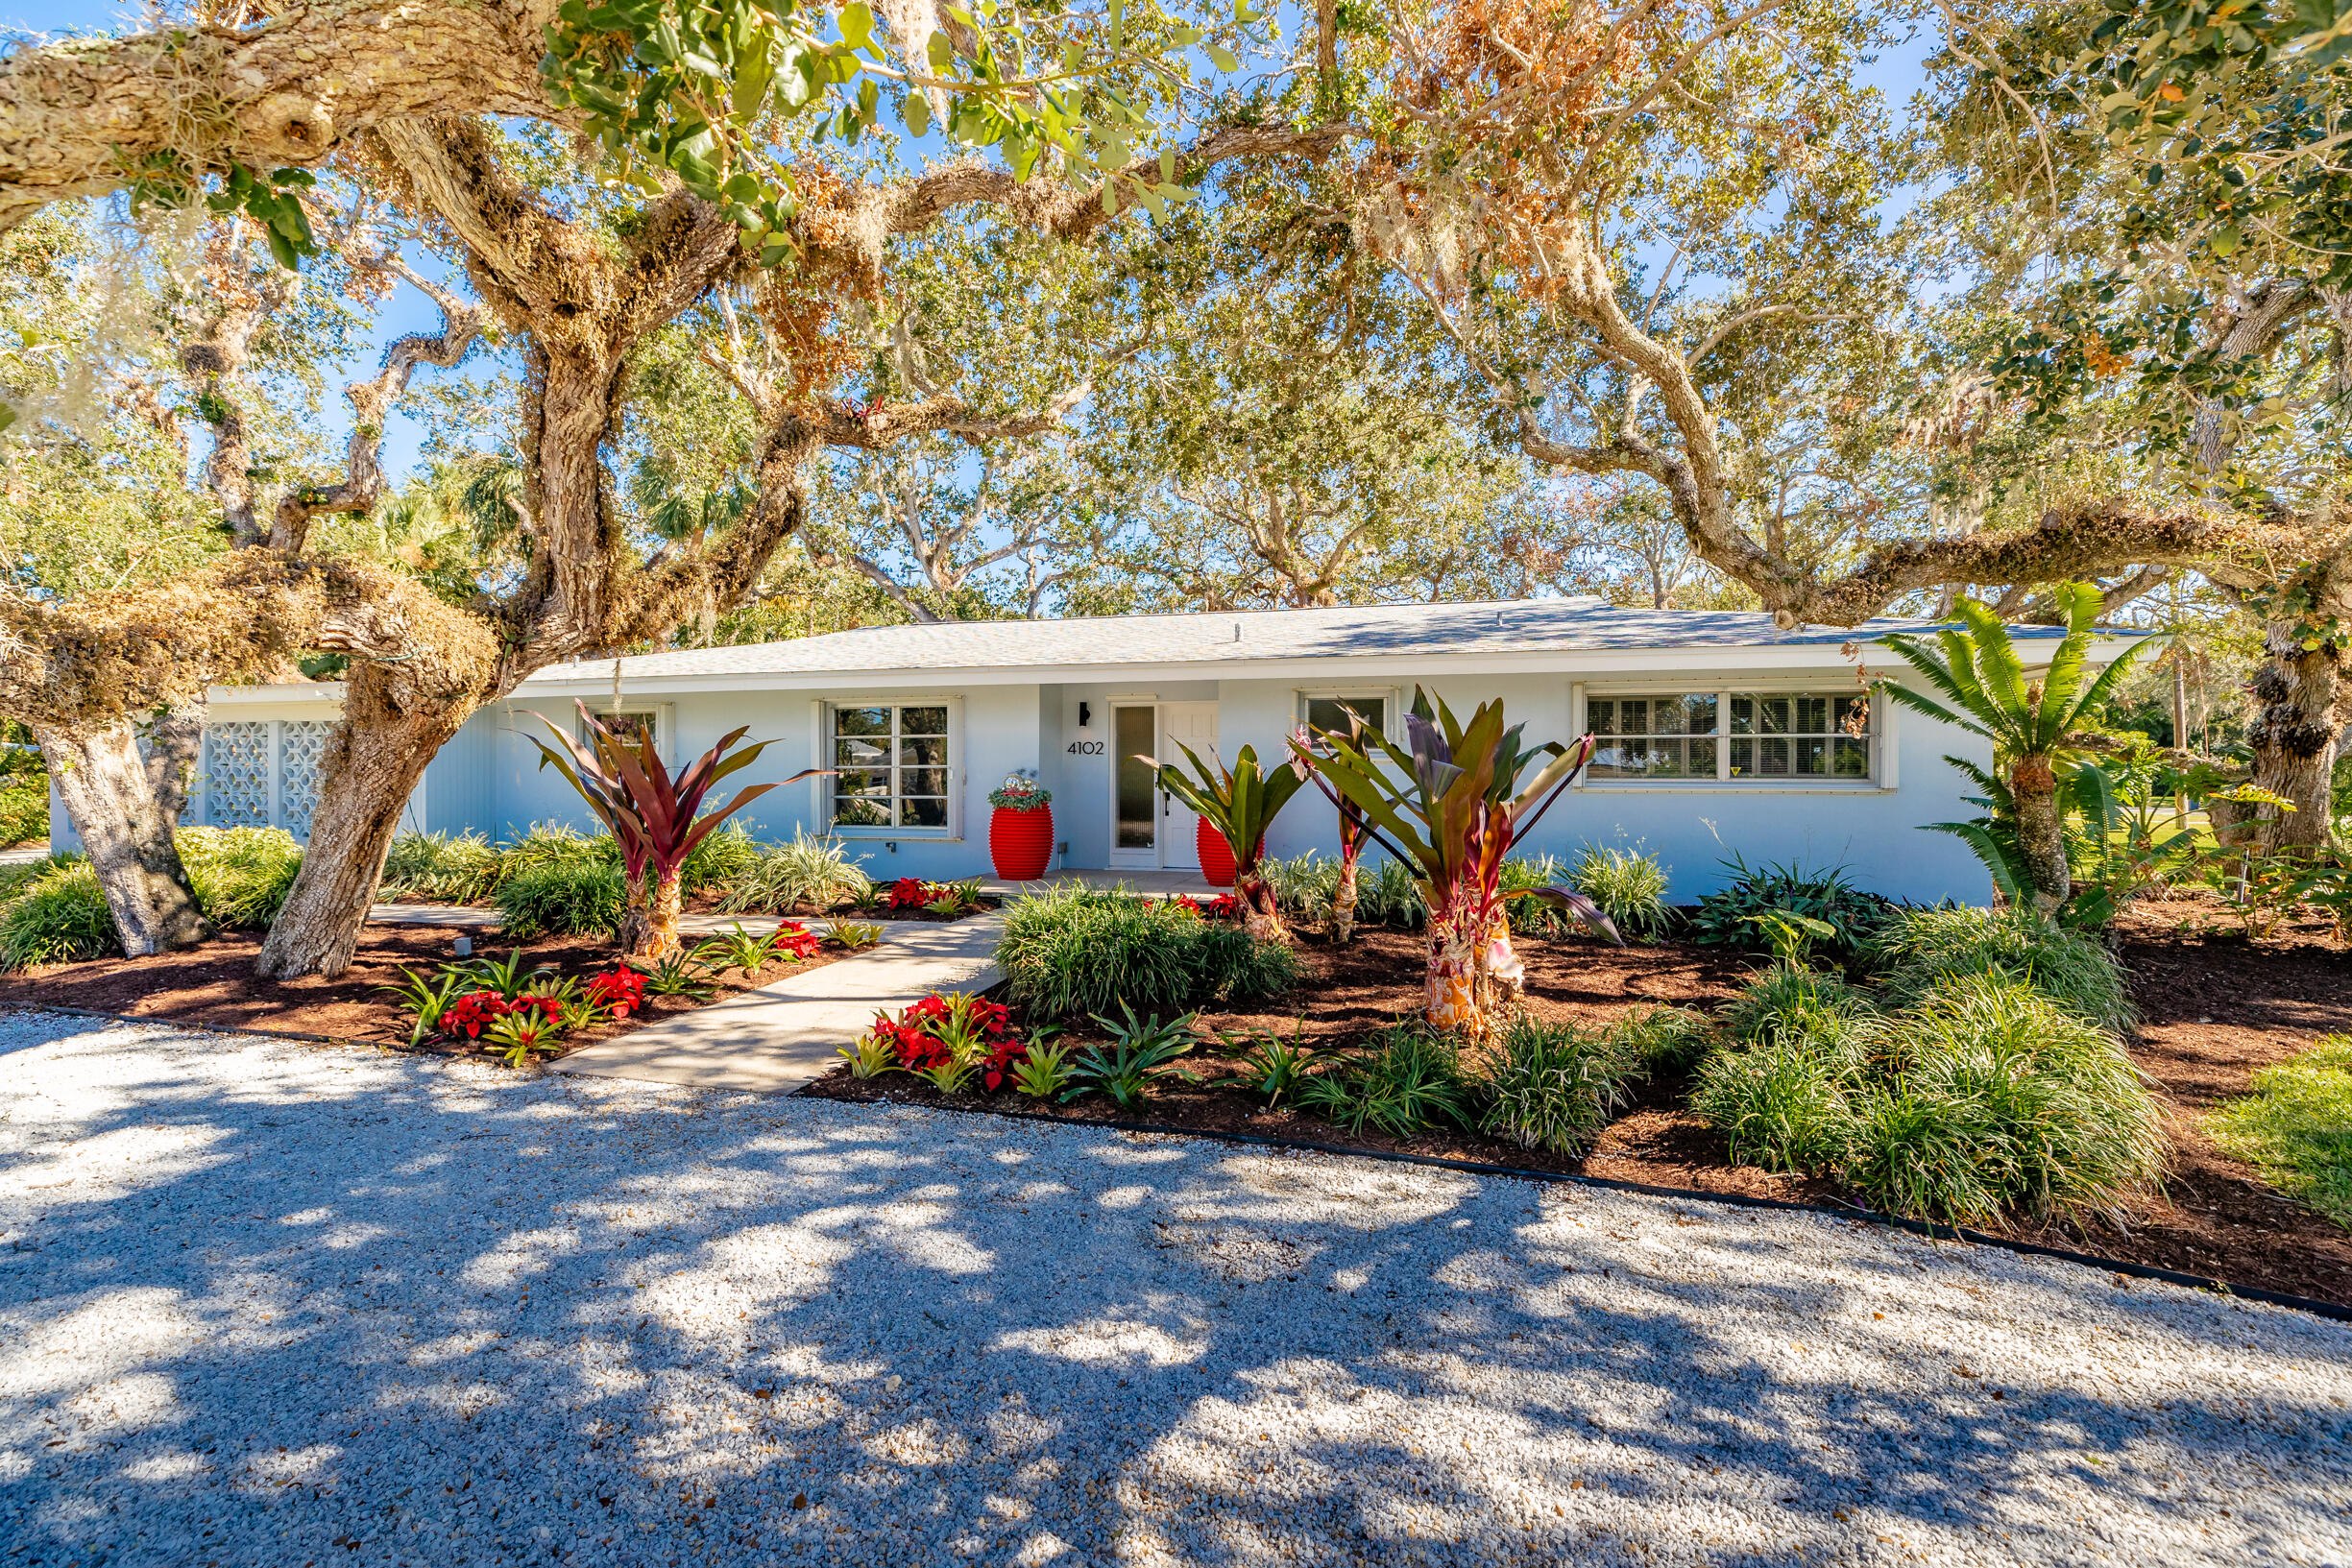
[527,702,825,957]
[1297,709,1377,945]
[1149,742,1308,942]
[1297,688,1619,1040]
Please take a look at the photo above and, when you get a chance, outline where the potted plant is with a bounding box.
[988,769,1055,880]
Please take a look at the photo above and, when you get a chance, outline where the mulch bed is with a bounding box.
[806,909,2352,1308]
[0,920,864,1058]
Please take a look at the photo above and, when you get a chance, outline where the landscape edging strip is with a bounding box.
[881,1095,2352,1325]
[11,1004,2345,1326]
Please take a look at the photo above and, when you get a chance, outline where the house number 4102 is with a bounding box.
[1066,740,1103,755]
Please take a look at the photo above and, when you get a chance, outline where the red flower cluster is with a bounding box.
[1162,893,1241,920]
[883,878,951,911]
[773,920,821,958]
[441,991,564,1039]
[586,968,647,1017]
[863,993,1026,1084]
[441,991,514,1039]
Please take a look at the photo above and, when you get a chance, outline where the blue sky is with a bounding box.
[8,1,1940,490]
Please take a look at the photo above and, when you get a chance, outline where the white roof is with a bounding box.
[527,597,2069,685]
[210,596,2113,705]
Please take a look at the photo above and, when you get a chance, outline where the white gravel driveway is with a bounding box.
[1,1012,2347,1568]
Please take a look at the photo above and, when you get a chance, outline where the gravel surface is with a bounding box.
[2,1012,2348,1568]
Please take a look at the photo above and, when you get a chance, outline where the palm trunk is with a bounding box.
[1329,852,1359,944]
[255,702,466,979]
[2009,753,2071,913]
[36,715,209,955]
[633,867,684,959]
[2244,627,2344,853]
[1235,868,1287,944]
[1423,887,1494,1041]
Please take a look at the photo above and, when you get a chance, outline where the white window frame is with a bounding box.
[578,702,676,767]
[818,695,963,839]
[1295,687,1401,743]
[1570,682,1891,792]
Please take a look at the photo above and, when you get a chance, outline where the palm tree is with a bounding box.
[1878,584,2163,914]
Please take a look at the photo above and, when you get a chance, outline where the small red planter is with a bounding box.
[989,805,1055,880]
[1195,820,1263,888]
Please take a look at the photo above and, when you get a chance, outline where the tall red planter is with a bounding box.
[989,805,1055,880]
[1194,820,1262,888]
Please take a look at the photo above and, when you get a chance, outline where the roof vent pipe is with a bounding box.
[1232,622,1242,641]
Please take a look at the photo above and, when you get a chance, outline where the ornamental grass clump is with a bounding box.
[176,825,303,929]
[1719,960,1869,1045]
[0,858,117,969]
[1570,844,1674,938]
[1296,1020,1473,1138]
[1478,1016,1642,1155]
[996,887,1294,1018]
[1868,905,2133,1033]
[493,821,621,881]
[718,829,872,913]
[1690,1023,1869,1173]
[379,830,503,905]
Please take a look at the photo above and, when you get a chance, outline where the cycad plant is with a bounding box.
[1150,742,1308,942]
[1877,584,2161,914]
[1297,688,1619,1039]
[526,700,825,957]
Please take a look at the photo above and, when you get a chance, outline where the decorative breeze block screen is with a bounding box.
[204,723,273,829]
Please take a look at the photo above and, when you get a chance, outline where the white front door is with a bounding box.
[1158,702,1219,870]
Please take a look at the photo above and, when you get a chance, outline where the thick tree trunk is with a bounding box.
[255,702,467,979]
[36,717,209,954]
[2009,754,2071,913]
[2244,625,2344,853]
[626,868,685,959]
[1423,887,1494,1041]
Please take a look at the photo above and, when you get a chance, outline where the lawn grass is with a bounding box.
[2207,1034,2352,1229]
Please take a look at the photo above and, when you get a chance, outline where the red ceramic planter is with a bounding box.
[1194,820,1262,888]
[989,805,1055,880]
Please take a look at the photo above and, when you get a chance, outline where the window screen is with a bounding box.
[1587,694,1719,779]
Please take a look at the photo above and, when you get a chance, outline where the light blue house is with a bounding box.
[103,597,2131,904]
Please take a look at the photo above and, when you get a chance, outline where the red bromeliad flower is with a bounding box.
[586,968,647,1018]
[773,920,821,958]
[981,1038,1029,1092]
[1203,894,1240,920]
[441,991,514,1039]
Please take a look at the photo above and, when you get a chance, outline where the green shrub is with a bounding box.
[1296,1020,1471,1137]
[177,826,303,929]
[2208,1036,2352,1228]
[1868,905,2134,1033]
[717,829,873,912]
[379,830,502,905]
[0,775,47,849]
[0,849,77,906]
[1478,1015,1642,1154]
[1859,977,2165,1222]
[680,819,763,896]
[497,860,625,939]
[1690,1034,1865,1172]
[1689,854,1890,960]
[0,859,118,969]
[1720,961,1870,1045]
[1352,856,1427,930]
[1570,844,1674,937]
[997,887,1295,1017]
[1605,1004,1718,1072]
[494,822,618,883]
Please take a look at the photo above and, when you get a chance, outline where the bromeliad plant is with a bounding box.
[1298,708,1378,944]
[1148,742,1309,942]
[526,700,827,958]
[1297,688,1620,1040]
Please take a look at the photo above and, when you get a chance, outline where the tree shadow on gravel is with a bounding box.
[0,1016,2347,1568]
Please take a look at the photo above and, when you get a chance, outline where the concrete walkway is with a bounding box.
[552,911,1006,1094]
[0,844,52,866]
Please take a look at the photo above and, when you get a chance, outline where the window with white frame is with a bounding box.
[1297,690,1392,741]
[831,704,950,829]
[1586,689,1874,783]
[584,708,659,753]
